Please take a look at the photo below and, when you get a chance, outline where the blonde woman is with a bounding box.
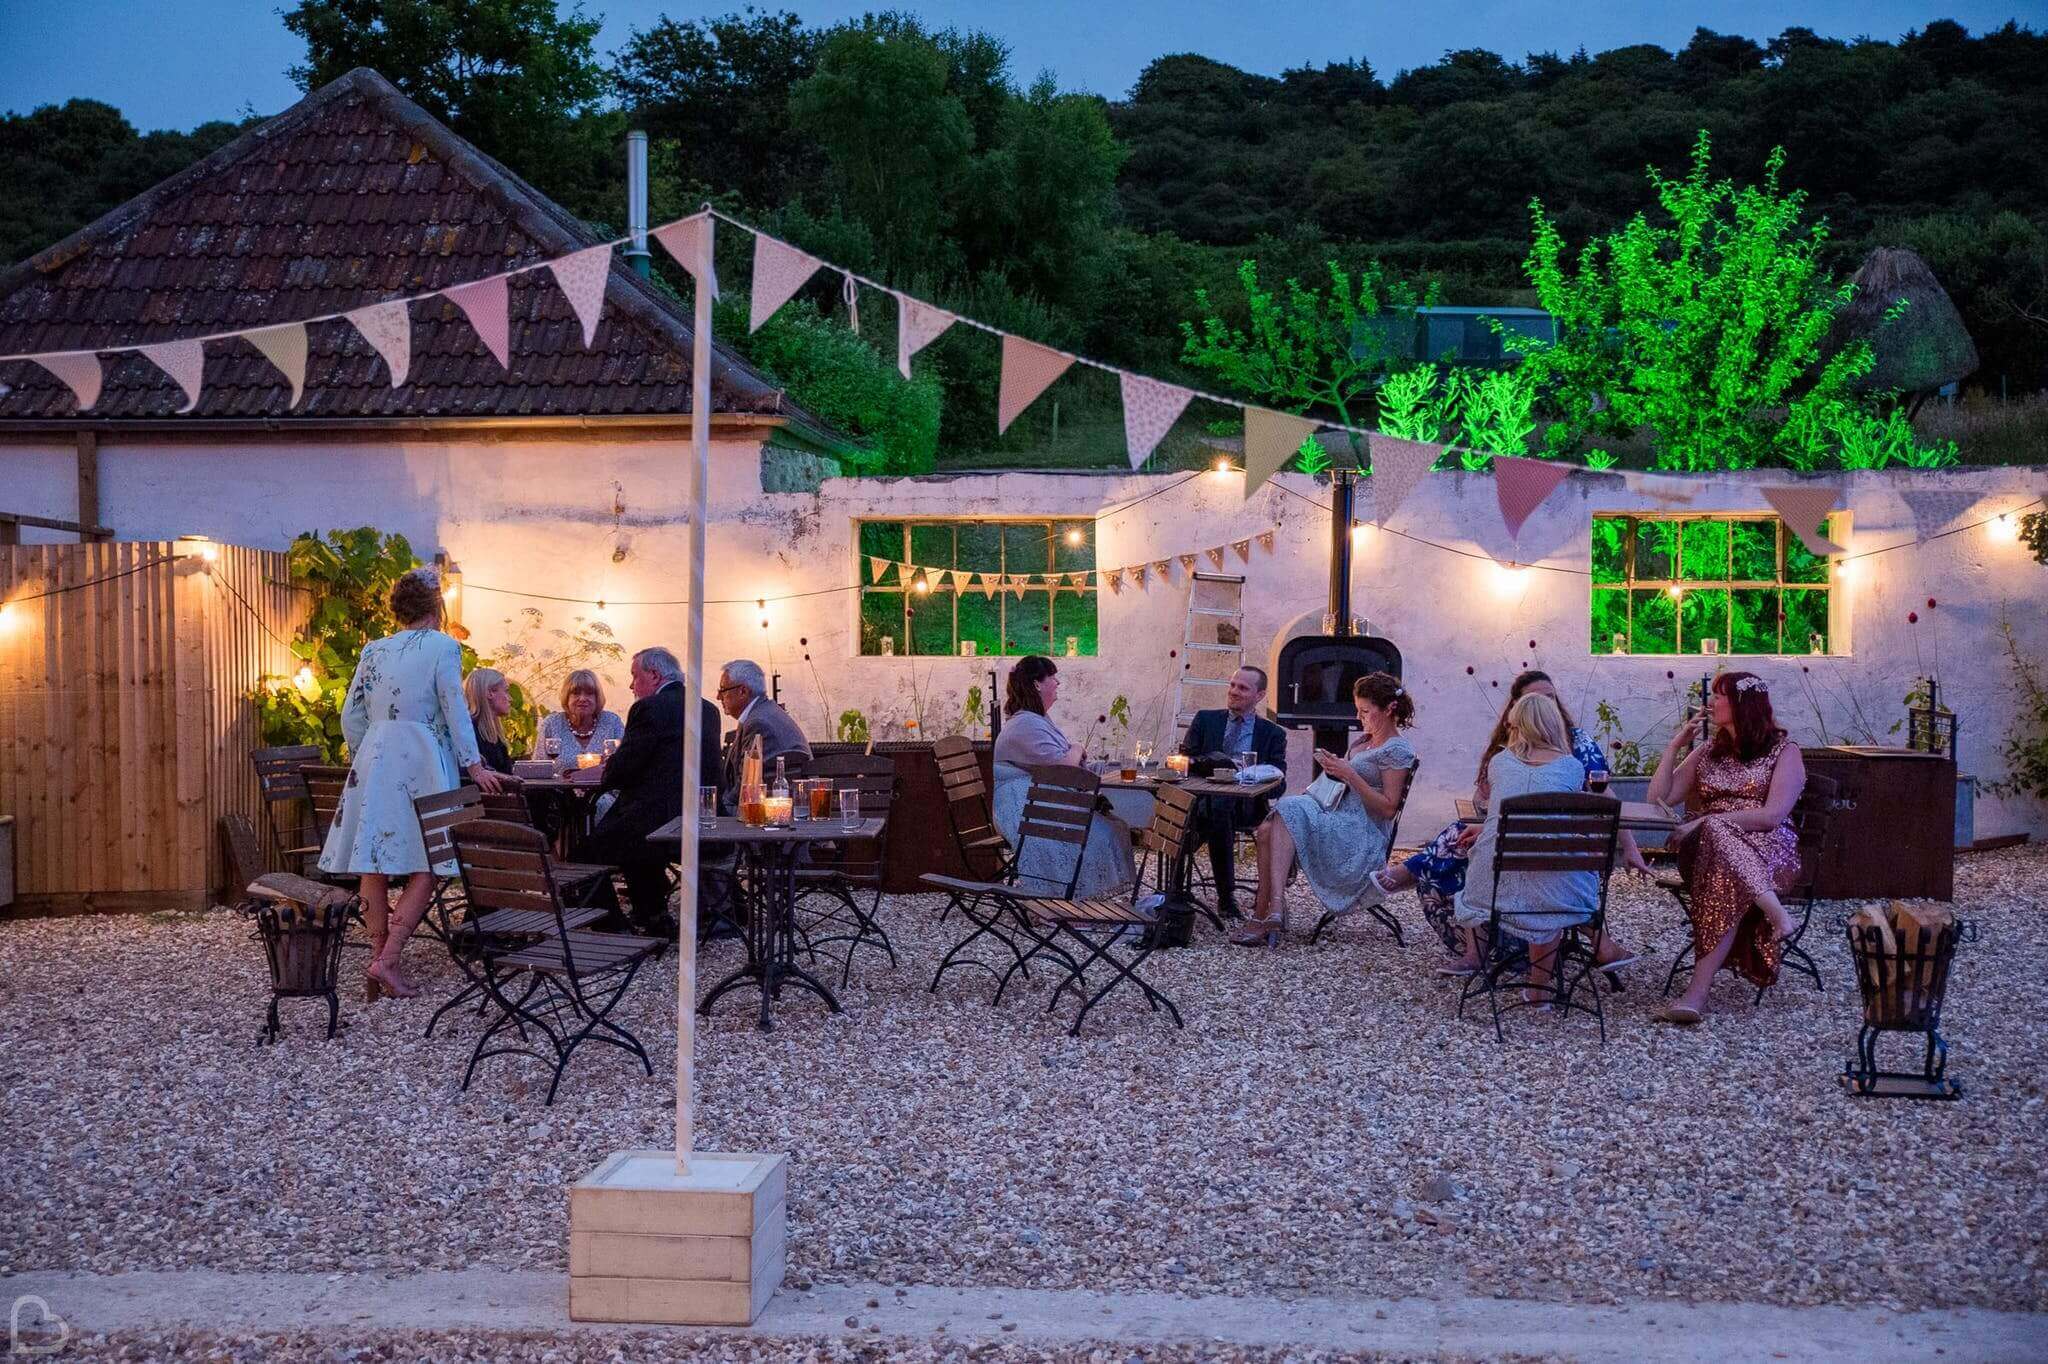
[464,666,514,774]
[535,669,625,774]
[1450,692,1640,996]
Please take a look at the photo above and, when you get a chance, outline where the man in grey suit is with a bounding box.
[715,658,812,810]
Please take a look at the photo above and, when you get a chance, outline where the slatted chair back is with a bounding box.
[220,813,266,900]
[1492,792,1621,881]
[798,754,897,884]
[933,735,1007,878]
[1144,782,1198,864]
[1386,757,1420,849]
[481,783,537,826]
[448,819,583,969]
[1788,771,1839,898]
[300,764,352,845]
[1015,764,1101,898]
[252,743,322,865]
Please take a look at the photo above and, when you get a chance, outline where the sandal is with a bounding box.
[1655,1005,1703,1026]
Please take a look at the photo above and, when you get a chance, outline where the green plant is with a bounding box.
[1291,436,1333,476]
[490,607,629,724]
[1582,449,1619,471]
[2018,510,2047,565]
[1981,615,2048,802]
[959,684,987,737]
[1590,699,1661,777]
[1375,363,1447,446]
[836,708,871,743]
[1451,367,1538,470]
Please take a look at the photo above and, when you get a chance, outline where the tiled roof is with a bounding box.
[0,68,836,441]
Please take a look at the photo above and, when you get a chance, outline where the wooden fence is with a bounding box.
[0,541,303,914]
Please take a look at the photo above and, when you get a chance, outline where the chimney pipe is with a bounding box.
[624,130,651,279]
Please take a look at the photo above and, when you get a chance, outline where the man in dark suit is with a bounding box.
[581,646,721,930]
[715,658,812,809]
[1177,665,1289,919]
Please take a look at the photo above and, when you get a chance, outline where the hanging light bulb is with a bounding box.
[911,568,931,595]
[1212,456,1233,475]
[1986,512,2018,544]
[1064,527,1084,547]
[293,664,319,699]
[1491,561,1528,596]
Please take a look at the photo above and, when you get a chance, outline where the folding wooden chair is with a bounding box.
[1310,757,1421,945]
[1456,792,1621,1044]
[1661,772,1839,1004]
[299,763,351,875]
[995,782,1197,1036]
[933,735,1011,889]
[251,743,323,873]
[790,753,899,984]
[449,820,661,1105]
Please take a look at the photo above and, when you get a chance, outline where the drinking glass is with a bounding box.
[839,788,862,830]
[1586,770,1610,795]
[1232,749,1255,774]
[602,738,621,759]
[1134,739,1154,768]
[698,785,719,829]
[543,735,562,761]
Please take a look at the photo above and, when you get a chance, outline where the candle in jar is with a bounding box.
[1165,754,1190,776]
[575,751,602,769]
[763,796,794,827]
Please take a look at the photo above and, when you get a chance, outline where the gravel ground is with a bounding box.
[3,846,2044,1313]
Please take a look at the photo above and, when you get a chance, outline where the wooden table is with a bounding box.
[1455,797,1678,832]
[1097,770,1285,936]
[648,815,884,1031]
[517,775,607,858]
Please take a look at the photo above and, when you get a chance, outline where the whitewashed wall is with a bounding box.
[3,438,2042,839]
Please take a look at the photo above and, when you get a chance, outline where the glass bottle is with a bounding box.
[771,755,789,801]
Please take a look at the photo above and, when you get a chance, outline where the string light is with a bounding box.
[0,601,16,633]
[1665,584,1684,598]
[1987,512,2018,544]
[292,665,318,699]
[1064,528,1084,547]
[1491,562,1529,596]
[911,569,931,595]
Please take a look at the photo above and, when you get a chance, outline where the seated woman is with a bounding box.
[990,655,1135,899]
[1370,670,1648,974]
[463,667,515,774]
[1647,670,1803,1025]
[1452,692,1637,1000]
[1232,671,1416,948]
[537,669,625,773]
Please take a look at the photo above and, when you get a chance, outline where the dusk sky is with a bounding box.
[1,0,2040,128]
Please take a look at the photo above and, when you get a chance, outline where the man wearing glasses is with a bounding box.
[716,659,812,811]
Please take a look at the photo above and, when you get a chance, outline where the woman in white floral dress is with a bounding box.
[318,568,504,1000]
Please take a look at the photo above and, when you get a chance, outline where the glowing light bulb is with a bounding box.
[1491,562,1528,596]
[1666,584,1683,599]
[293,664,318,699]
[1835,559,1859,582]
[1212,456,1232,474]
[1986,512,2018,544]
[1064,528,1083,547]
[911,569,931,595]
[0,601,15,632]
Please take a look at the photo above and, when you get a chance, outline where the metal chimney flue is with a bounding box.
[624,130,651,279]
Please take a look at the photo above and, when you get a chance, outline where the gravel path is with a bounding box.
[3,846,2044,1313]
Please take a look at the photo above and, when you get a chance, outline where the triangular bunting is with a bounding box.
[1494,455,1573,541]
[1899,489,1980,540]
[30,352,101,412]
[140,339,205,413]
[896,294,955,379]
[1152,560,1170,582]
[1206,546,1226,570]
[1621,470,1706,505]
[244,322,308,408]
[1243,407,1321,495]
[1106,568,1123,595]
[1231,539,1251,564]
[979,573,997,600]
[652,215,719,298]
[1178,553,1197,576]
[998,336,1073,434]
[749,236,822,333]
[445,275,511,369]
[1256,530,1275,554]
[548,244,613,348]
[1368,434,1438,527]
[1119,372,1195,470]
[1133,564,1148,588]
[1762,484,1846,557]
[1010,574,1027,600]
[868,556,892,584]
[346,301,412,387]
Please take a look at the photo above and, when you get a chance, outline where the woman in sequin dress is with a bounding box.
[1647,670,1804,1024]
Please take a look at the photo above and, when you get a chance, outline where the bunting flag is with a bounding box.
[1119,372,1194,470]
[1256,530,1275,554]
[1762,484,1846,557]
[1243,407,1320,495]
[1132,563,1148,588]
[1899,488,1980,540]
[1207,546,1226,570]
[749,236,822,333]
[1010,574,1028,600]
[1622,470,1705,505]
[998,336,1073,434]
[549,244,612,348]
[1151,560,1170,584]
[868,556,892,584]
[652,216,719,298]
[1105,568,1124,595]
[346,301,412,387]
[1494,455,1573,540]
[1178,553,1197,576]
[445,276,511,369]
[980,573,998,600]
[140,339,206,413]
[1231,539,1251,563]
[896,293,955,379]
[1368,434,1438,527]
[31,352,102,412]
[244,322,307,408]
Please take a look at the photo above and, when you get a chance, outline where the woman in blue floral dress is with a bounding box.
[1363,671,1648,969]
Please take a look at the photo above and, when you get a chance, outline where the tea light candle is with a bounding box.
[763,795,794,827]
[1165,754,1190,777]
[575,751,602,770]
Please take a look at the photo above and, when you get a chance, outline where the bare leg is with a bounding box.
[358,872,392,949]
[1256,817,1296,921]
[1674,918,1744,1015]
[1449,925,1482,971]
[1375,863,1417,894]
[1753,887,1794,940]
[376,874,435,990]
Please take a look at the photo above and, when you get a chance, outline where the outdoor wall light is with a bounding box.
[0,601,15,633]
[1064,528,1084,547]
[1212,456,1233,474]
[1986,512,2018,543]
[173,534,219,564]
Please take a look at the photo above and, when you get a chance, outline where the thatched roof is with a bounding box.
[1828,247,1978,397]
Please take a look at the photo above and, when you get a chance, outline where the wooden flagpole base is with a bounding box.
[568,1150,788,1325]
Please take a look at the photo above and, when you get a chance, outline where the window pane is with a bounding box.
[1678,588,1729,654]
[1005,590,1051,655]
[1729,521,1776,580]
[1782,517,1834,584]
[958,589,1003,657]
[1591,587,1628,653]
[1052,521,1095,573]
[1679,519,1728,582]
[908,589,956,655]
[1003,522,1053,575]
[859,521,903,584]
[1590,517,1627,585]
[1730,588,1780,654]
[1784,588,1829,654]
[956,522,1004,574]
[910,523,955,570]
[1630,588,1677,654]
[859,591,901,655]
[1051,589,1098,657]
[1635,520,1678,580]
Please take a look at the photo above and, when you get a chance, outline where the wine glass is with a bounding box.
[543,735,562,766]
[602,737,621,760]
[1134,738,1154,769]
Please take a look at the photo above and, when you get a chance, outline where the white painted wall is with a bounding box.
[4,437,2042,839]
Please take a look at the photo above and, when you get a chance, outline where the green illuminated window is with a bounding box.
[858,519,1096,657]
[1589,513,1836,657]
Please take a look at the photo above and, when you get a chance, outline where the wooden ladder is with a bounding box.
[1174,572,1246,728]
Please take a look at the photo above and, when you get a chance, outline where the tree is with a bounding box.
[1508,131,1878,470]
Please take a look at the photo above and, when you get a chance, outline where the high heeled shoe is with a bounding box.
[1229,915,1281,948]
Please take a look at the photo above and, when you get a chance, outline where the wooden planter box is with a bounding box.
[1800,747,1956,901]
[808,739,994,892]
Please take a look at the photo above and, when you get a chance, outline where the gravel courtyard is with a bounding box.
[3,846,2044,1317]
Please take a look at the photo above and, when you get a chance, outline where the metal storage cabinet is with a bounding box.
[1800,747,1956,901]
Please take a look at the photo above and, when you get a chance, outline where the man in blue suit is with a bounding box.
[1176,665,1289,919]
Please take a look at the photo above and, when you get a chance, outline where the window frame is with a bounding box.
[855,516,1098,659]
[1590,511,1843,657]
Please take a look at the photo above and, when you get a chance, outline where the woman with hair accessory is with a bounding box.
[990,655,1135,898]
[1647,670,1805,1024]
[1232,671,1417,947]
[318,567,506,1001]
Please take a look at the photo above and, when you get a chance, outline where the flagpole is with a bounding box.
[676,210,713,1175]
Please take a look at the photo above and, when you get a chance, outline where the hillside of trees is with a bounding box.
[4,5,2044,467]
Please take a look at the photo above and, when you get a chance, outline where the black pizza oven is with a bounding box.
[1268,468,1403,754]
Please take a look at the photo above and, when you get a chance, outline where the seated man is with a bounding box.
[716,658,812,808]
[1177,665,1288,918]
[580,646,721,932]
